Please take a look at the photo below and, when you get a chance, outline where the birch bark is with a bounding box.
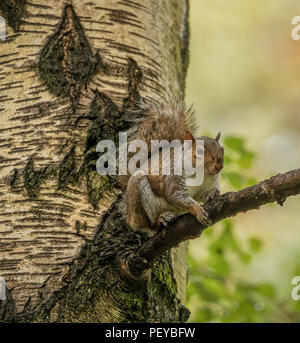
[0,0,190,322]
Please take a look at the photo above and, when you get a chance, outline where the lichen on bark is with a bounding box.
[30,199,189,323]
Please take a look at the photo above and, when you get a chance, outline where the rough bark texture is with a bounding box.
[0,0,190,322]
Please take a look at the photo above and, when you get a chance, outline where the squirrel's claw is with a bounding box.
[190,204,212,227]
[197,210,212,226]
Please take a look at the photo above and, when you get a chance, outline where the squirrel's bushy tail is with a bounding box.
[127,100,199,146]
[118,100,199,188]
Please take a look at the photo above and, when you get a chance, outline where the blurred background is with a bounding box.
[186,0,300,322]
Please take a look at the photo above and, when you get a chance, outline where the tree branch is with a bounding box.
[121,168,300,279]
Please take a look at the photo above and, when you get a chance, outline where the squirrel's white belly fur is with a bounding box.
[188,173,220,202]
[140,172,220,225]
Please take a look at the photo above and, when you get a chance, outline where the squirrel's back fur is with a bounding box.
[119,101,200,189]
[127,101,199,147]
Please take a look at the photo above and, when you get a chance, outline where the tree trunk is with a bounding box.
[0,0,190,322]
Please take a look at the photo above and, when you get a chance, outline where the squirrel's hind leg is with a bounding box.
[126,171,165,235]
[126,172,152,231]
[152,211,178,231]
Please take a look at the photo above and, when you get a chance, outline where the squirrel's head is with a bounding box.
[185,131,224,176]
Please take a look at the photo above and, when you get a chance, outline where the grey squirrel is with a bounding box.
[122,102,224,234]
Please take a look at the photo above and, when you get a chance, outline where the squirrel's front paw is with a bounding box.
[190,204,212,226]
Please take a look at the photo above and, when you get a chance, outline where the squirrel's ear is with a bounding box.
[215,132,221,142]
[184,130,194,141]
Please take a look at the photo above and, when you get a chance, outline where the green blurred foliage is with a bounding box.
[185,0,300,323]
[187,220,275,323]
[187,217,300,323]
[187,135,300,323]
[222,135,257,190]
